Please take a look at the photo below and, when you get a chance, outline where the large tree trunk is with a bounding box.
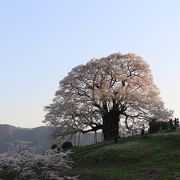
[102,110,120,140]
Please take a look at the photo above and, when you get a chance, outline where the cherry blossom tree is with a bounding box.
[44,53,173,140]
[0,141,77,180]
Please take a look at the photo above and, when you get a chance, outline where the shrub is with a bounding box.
[149,119,175,134]
[61,142,73,150]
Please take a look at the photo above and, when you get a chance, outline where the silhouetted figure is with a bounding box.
[168,119,174,129]
[177,118,179,127]
[141,124,145,136]
[174,118,179,128]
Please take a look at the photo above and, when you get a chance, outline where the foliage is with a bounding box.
[44,53,173,139]
[0,141,77,180]
[148,118,175,133]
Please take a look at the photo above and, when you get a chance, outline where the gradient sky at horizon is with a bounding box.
[0,0,180,128]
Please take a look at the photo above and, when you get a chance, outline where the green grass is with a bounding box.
[66,130,180,180]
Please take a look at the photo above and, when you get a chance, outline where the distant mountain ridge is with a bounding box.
[0,124,54,153]
[0,124,104,153]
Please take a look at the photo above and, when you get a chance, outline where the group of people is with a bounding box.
[174,118,179,128]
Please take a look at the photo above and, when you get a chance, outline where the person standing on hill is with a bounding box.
[141,124,145,136]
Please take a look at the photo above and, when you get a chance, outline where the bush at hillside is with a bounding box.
[149,119,175,133]
[62,142,73,149]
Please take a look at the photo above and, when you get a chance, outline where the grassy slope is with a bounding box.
[67,130,180,180]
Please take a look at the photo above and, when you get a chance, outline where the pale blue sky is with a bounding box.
[0,0,180,127]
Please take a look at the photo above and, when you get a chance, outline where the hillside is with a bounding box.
[69,130,180,180]
[0,124,103,153]
[0,124,54,153]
